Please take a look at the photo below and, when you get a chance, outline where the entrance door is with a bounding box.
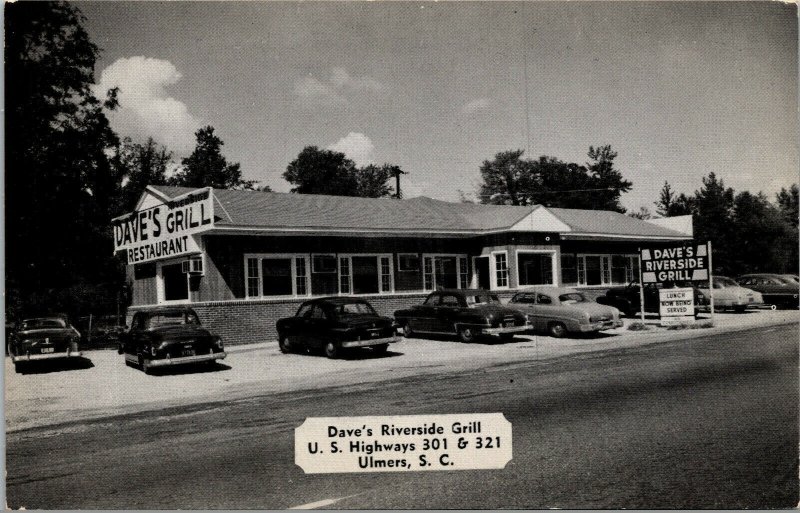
[475,256,490,290]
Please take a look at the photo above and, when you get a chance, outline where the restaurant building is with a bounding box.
[113,185,693,344]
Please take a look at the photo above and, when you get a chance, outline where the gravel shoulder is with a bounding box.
[5,308,797,432]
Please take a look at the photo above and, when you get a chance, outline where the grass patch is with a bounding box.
[666,320,714,330]
[627,322,651,331]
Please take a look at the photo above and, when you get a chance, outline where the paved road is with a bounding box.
[6,324,798,509]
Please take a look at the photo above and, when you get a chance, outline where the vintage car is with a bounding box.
[735,274,799,309]
[8,315,83,373]
[697,276,763,313]
[276,297,399,358]
[393,289,529,343]
[596,281,708,317]
[119,307,226,373]
[506,287,623,337]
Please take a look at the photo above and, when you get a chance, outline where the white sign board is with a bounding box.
[658,287,695,326]
[641,244,709,283]
[112,188,214,264]
[295,413,512,474]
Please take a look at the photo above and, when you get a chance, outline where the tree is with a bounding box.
[477,146,633,210]
[283,146,397,198]
[170,126,256,190]
[6,1,125,319]
[115,137,173,211]
[627,206,653,220]
[585,145,632,212]
[689,172,735,273]
[728,191,795,274]
[478,150,535,205]
[776,184,799,227]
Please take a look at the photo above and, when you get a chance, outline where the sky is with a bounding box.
[78,1,798,212]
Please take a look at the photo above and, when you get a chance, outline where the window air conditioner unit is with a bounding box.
[182,256,204,276]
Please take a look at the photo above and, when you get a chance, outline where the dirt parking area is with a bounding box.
[5,308,797,432]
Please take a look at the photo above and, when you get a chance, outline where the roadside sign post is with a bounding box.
[708,240,715,326]
[637,248,645,324]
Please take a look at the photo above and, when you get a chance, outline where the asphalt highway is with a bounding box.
[6,324,798,509]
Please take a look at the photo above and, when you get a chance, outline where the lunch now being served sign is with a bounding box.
[640,243,709,284]
[658,287,695,326]
[112,187,215,264]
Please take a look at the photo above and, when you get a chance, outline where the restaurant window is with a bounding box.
[380,256,392,292]
[398,253,420,272]
[517,251,555,286]
[339,257,351,294]
[423,255,465,291]
[458,257,469,289]
[575,255,611,286]
[611,255,639,285]
[246,258,260,297]
[312,254,337,273]
[494,252,509,288]
[244,255,310,298]
[161,262,188,302]
[561,254,577,286]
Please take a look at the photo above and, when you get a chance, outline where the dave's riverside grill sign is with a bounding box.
[112,188,214,264]
[640,243,709,284]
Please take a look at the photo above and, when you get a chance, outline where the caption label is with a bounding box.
[295,413,512,474]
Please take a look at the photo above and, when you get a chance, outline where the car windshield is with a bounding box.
[21,318,67,330]
[466,294,501,305]
[147,311,200,328]
[558,293,589,304]
[714,277,739,288]
[333,303,376,316]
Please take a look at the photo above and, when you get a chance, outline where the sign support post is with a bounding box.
[708,240,714,326]
[638,247,645,324]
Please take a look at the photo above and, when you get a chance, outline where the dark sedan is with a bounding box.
[276,297,399,359]
[596,281,708,317]
[8,316,83,373]
[393,289,530,343]
[736,274,799,309]
[119,307,226,374]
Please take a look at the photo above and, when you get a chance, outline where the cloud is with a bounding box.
[94,57,201,153]
[328,132,375,166]
[294,67,386,108]
[461,98,492,115]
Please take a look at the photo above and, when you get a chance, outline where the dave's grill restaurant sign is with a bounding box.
[113,188,214,264]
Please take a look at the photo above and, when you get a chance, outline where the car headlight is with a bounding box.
[213,336,224,350]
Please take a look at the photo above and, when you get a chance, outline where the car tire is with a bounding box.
[13,362,23,374]
[373,343,389,355]
[733,305,746,313]
[117,344,124,355]
[458,326,478,343]
[278,334,292,354]
[548,322,567,338]
[324,341,340,359]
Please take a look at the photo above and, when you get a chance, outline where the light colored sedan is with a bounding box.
[698,276,763,312]
[507,287,623,338]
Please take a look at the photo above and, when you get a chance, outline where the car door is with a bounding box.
[436,293,462,333]
[124,313,144,355]
[287,303,313,347]
[304,304,331,349]
[512,293,537,327]
[412,293,440,332]
[534,292,557,331]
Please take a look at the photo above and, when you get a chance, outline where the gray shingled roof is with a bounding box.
[148,185,688,238]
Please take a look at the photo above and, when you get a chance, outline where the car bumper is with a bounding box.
[579,320,624,332]
[146,351,226,367]
[12,350,82,363]
[341,336,399,348]
[483,324,531,335]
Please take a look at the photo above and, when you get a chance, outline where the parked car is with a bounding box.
[506,287,623,338]
[276,297,399,358]
[697,276,763,313]
[780,274,799,284]
[119,307,226,374]
[735,274,799,309]
[8,315,82,373]
[596,281,708,317]
[393,289,529,343]
[75,315,126,349]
